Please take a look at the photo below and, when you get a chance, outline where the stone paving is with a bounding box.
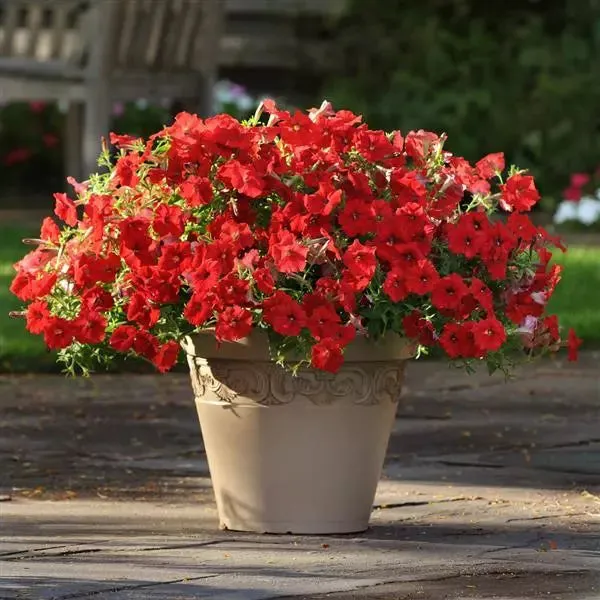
[1,354,599,599]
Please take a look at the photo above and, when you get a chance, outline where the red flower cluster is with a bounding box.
[10,100,576,374]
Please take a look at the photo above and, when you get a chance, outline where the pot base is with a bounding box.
[219,521,369,535]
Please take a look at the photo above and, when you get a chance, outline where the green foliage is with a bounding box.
[112,101,171,140]
[547,246,600,340]
[327,0,600,207]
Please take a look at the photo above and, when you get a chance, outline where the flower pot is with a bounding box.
[182,332,412,534]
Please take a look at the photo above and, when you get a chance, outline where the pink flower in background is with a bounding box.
[563,186,582,202]
[112,102,125,117]
[43,133,59,148]
[29,101,46,113]
[570,173,590,188]
[4,148,32,165]
[563,172,592,202]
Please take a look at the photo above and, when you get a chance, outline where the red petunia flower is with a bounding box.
[475,152,505,179]
[40,217,60,243]
[337,198,376,237]
[153,203,185,238]
[74,312,107,344]
[343,240,377,285]
[447,220,484,259]
[81,288,114,312]
[216,274,250,308]
[311,338,344,373]
[262,291,307,336]
[402,311,435,346]
[253,267,275,295]
[53,193,78,226]
[506,212,539,243]
[307,303,341,341]
[184,294,215,327]
[354,129,395,162]
[218,159,264,198]
[304,187,343,216]
[500,173,540,212]
[114,154,141,188]
[73,253,121,288]
[126,293,161,329]
[431,274,469,312]
[394,243,424,269]
[215,306,253,341]
[405,259,440,295]
[26,300,50,334]
[132,330,159,360]
[43,317,75,349]
[383,269,409,302]
[158,242,192,273]
[472,317,507,353]
[109,325,138,352]
[567,328,582,362]
[179,175,213,207]
[468,277,494,313]
[328,323,356,347]
[185,258,221,294]
[153,341,181,373]
[404,130,439,164]
[269,230,308,274]
[439,323,472,359]
[543,315,560,342]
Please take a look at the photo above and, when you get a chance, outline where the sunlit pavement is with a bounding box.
[1,355,599,599]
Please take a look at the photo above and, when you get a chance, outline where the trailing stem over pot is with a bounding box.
[10,100,581,376]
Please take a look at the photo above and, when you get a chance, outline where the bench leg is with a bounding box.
[82,85,111,180]
[65,102,84,184]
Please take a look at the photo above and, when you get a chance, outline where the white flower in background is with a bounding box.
[553,200,578,224]
[577,196,600,225]
[553,191,600,226]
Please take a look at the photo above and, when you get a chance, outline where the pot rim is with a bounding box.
[181,329,415,362]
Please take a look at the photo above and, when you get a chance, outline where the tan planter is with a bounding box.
[182,331,412,534]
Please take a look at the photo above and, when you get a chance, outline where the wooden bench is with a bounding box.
[0,0,223,182]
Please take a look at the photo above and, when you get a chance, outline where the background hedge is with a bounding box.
[326,0,600,208]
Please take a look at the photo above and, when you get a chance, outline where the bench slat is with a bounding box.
[145,0,169,68]
[116,0,140,69]
[24,3,44,58]
[48,3,69,60]
[195,0,224,75]
[0,5,20,55]
[174,0,202,69]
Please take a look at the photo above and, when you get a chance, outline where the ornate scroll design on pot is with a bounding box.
[368,362,406,405]
[200,359,271,404]
[188,359,406,406]
[269,367,323,405]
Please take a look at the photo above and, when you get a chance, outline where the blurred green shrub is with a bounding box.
[327,0,600,208]
[0,100,170,197]
[0,101,64,193]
